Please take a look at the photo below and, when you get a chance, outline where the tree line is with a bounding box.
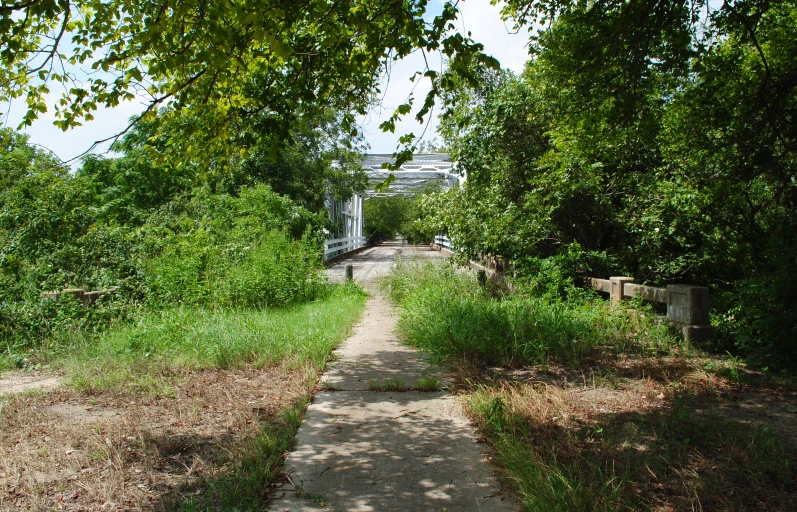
[422,0,796,368]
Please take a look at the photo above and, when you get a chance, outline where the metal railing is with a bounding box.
[433,234,454,252]
[324,236,367,260]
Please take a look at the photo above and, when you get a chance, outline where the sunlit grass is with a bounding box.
[61,283,368,393]
[383,260,680,367]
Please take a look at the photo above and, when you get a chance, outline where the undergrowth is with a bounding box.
[383,260,680,367]
[466,384,796,511]
[61,283,367,393]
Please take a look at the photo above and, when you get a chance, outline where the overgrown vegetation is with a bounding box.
[425,1,797,369]
[385,261,797,511]
[64,284,366,394]
[0,120,364,370]
[363,193,438,245]
[385,260,680,367]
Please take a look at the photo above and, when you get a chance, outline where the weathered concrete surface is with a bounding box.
[327,241,446,291]
[270,243,515,512]
[323,296,441,391]
[271,392,514,512]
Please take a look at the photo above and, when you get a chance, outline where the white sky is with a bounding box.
[361,0,531,153]
[1,0,531,164]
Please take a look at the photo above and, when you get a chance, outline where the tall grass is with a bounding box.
[62,283,367,392]
[383,261,678,366]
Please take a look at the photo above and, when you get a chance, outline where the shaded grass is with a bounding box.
[466,383,796,511]
[61,283,367,393]
[176,400,308,511]
[384,261,680,367]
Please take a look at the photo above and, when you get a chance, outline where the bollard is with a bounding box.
[666,284,715,342]
[345,264,353,281]
[666,285,710,325]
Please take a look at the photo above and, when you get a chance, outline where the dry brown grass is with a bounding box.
[0,364,316,511]
[462,356,797,511]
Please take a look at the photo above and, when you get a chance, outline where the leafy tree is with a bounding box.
[364,196,409,244]
[432,1,797,366]
[1,0,497,167]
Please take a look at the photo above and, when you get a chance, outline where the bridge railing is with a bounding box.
[324,236,367,260]
[584,276,715,342]
[433,234,454,253]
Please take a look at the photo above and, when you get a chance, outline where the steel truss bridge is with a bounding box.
[324,154,462,260]
[360,154,461,198]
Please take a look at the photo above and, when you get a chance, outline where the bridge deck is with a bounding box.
[326,241,447,289]
[270,243,516,512]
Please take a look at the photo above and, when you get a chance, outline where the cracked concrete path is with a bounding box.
[269,243,516,512]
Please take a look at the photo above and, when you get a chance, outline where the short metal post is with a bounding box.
[345,264,353,281]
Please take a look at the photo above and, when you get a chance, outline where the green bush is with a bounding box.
[141,186,325,309]
[0,131,327,355]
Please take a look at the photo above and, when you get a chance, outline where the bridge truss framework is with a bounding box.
[324,154,462,260]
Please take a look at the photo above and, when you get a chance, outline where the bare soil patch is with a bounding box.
[0,364,313,511]
[0,372,61,396]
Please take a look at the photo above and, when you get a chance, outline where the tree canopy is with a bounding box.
[426,0,797,367]
[1,0,497,167]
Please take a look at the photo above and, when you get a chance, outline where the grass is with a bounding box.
[176,400,308,511]
[413,376,442,391]
[465,383,796,511]
[0,282,368,511]
[368,377,407,391]
[383,260,681,367]
[384,261,797,511]
[366,376,443,392]
[59,283,367,393]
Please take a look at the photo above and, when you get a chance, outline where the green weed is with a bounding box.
[384,261,679,367]
[367,378,407,391]
[413,376,442,391]
[62,283,367,393]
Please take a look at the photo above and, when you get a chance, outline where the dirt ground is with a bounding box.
[0,372,61,396]
[0,365,313,511]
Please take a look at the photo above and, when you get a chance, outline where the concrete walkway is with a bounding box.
[269,244,516,512]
